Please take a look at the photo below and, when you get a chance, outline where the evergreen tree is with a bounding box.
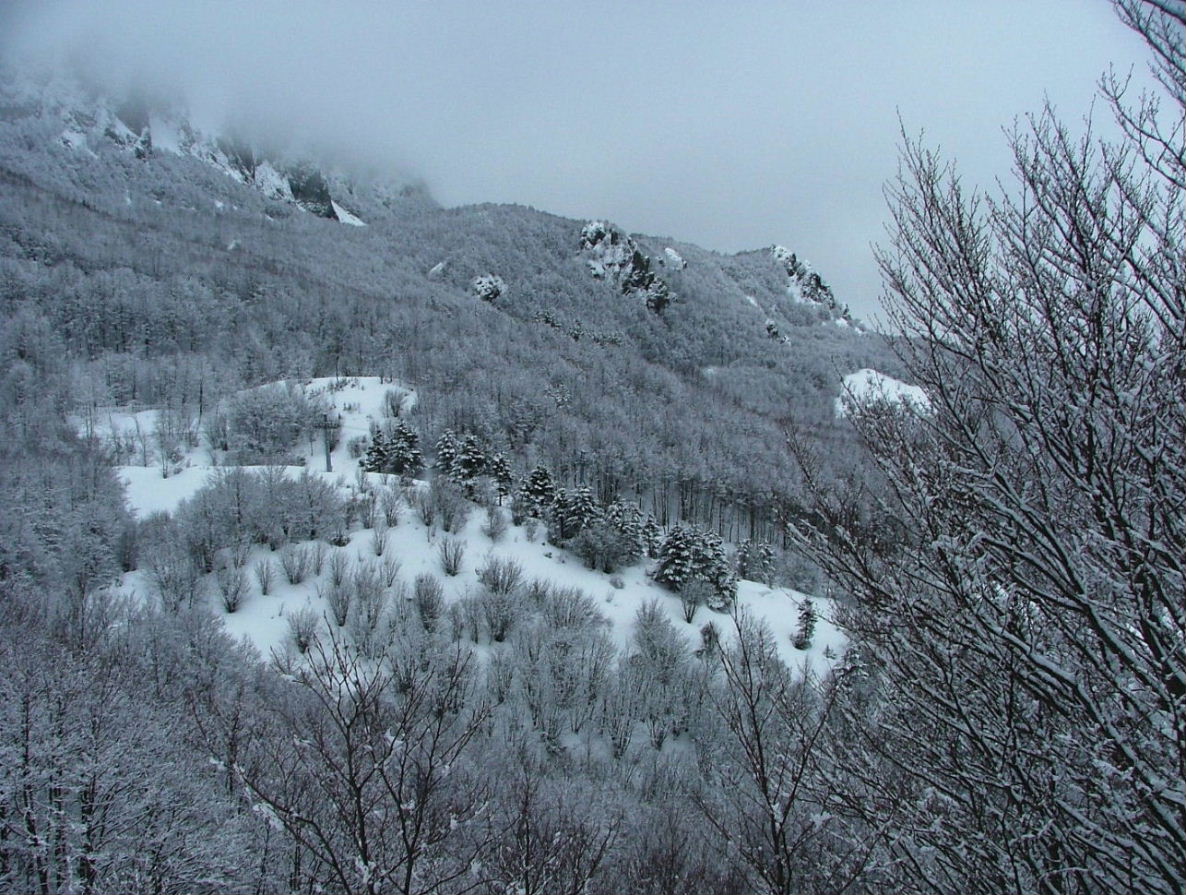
[653,524,696,592]
[793,598,816,650]
[434,429,460,477]
[755,541,776,586]
[361,421,391,473]
[642,515,662,559]
[486,451,513,501]
[454,433,487,483]
[735,539,754,578]
[736,538,776,586]
[519,465,556,517]
[654,524,736,608]
[605,501,643,556]
[550,486,600,542]
[388,420,423,476]
[691,529,736,610]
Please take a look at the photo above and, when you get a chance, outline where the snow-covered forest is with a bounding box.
[0,1,1182,892]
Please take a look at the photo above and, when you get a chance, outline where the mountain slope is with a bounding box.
[0,71,904,543]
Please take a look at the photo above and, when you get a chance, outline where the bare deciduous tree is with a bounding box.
[794,2,1184,890]
[237,624,491,895]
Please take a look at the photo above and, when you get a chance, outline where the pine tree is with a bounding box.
[692,529,736,610]
[434,430,459,477]
[642,515,661,558]
[736,538,776,586]
[755,541,776,586]
[793,598,816,650]
[486,452,513,501]
[653,524,695,591]
[362,422,391,473]
[654,524,736,608]
[549,486,601,542]
[519,465,555,517]
[454,434,487,483]
[605,502,643,556]
[735,538,754,578]
[388,420,422,476]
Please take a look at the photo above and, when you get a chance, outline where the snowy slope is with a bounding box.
[836,368,931,417]
[86,377,843,675]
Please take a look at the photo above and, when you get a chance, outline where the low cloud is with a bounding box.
[1,0,1156,318]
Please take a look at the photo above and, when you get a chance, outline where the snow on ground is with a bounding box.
[331,201,366,226]
[87,376,841,674]
[60,128,95,156]
[118,465,217,518]
[835,368,931,417]
[254,161,293,200]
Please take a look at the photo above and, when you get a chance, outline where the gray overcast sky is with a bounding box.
[2,0,1158,319]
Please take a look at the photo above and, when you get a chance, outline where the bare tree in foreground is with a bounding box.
[794,1,1184,891]
[237,624,491,895]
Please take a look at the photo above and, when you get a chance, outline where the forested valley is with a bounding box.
[0,1,1181,892]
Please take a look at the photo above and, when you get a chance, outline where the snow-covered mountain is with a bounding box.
[0,67,426,225]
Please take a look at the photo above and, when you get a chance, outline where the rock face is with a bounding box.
[6,69,358,223]
[285,165,339,220]
[579,221,672,314]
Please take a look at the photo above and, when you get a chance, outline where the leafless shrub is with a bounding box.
[280,543,312,584]
[253,557,277,595]
[476,556,523,595]
[679,579,712,624]
[370,519,389,556]
[487,650,515,704]
[146,547,202,612]
[216,564,249,613]
[438,536,465,576]
[432,478,470,533]
[479,588,520,643]
[459,594,483,643]
[349,563,388,654]
[309,540,328,576]
[482,505,509,542]
[320,578,352,627]
[380,488,402,527]
[352,561,385,608]
[380,554,403,589]
[327,549,351,587]
[288,606,319,653]
[541,586,602,630]
[524,578,552,607]
[414,486,436,528]
[446,602,466,642]
[414,573,445,633]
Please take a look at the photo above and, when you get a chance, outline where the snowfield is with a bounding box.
[835,367,931,417]
[84,376,843,676]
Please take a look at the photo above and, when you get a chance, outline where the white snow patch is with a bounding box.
[254,162,293,201]
[427,261,447,279]
[331,201,366,226]
[663,247,686,269]
[744,295,761,309]
[836,369,932,418]
[147,113,186,154]
[60,128,94,155]
[118,466,216,518]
